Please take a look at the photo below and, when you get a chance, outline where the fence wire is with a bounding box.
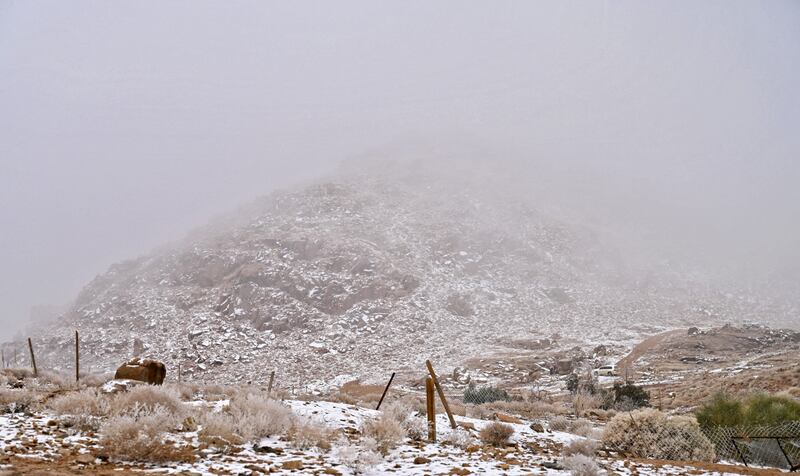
[703,422,800,470]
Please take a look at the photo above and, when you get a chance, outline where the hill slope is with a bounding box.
[16,160,791,387]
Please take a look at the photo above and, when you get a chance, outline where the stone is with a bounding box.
[529,422,545,433]
[282,460,304,470]
[413,456,431,464]
[75,453,95,464]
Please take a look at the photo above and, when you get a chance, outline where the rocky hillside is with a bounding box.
[12,160,793,388]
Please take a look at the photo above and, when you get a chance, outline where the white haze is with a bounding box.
[1,1,798,339]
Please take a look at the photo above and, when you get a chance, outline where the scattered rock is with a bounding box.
[413,456,431,464]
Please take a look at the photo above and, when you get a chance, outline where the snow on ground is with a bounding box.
[0,399,762,475]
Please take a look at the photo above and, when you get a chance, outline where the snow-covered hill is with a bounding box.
[16,160,793,386]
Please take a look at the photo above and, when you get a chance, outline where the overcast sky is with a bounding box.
[1,1,798,339]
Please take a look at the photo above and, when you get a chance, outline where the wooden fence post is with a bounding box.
[75,330,80,382]
[375,372,396,411]
[28,338,37,377]
[1,349,4,368]
[426,360,457,429]
[267,370,275,397]
[178,363,182,383]
[426,377,436,442]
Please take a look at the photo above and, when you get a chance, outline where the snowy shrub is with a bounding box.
[49,388,110,430]
[79,372,114,388]
[443,428,475,449]
[198,411,241,448]
[562,454,603,476]
[381,401,427,441]
[100,405,190,463]
[478,399,560,419]
[362,413,407,454]
[228,392,293,441]
[603,408,715,462]
[563,438,599,457]
[334,437,383,472]
[288,417,335,451]
[567,419,595,437]
[479,421,514,447]
[573,391,602,417]
[111,385,185,417]
[0,388,38,413]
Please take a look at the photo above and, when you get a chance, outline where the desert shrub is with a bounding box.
[333,438,383,472]
[573,391,602,417]
[100,405,189,462]
[479,421,514,447]
[165,383,196,401]
[607,382,650,410]
[381,401,427,441]
[228,392,292,441]
[563,438,599,457]
[696,392,800,428]
[0,388,38,413]
[464,383,511,404]
[78,372,114,388]
[562,454,602,476]
[362,414,407,454]
[49,388,110,430]
[603,408,715,462]
[34,371,73,391]
[197,411,241,448]
[287,418,335,451]
[443,428,475,449]
[111,385,185,417]
[567,419,596,438]
[549,415,569,432]
[477,399,560,419]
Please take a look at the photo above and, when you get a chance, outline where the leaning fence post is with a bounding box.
[426,377,436,442]
[178,363,182,383]
[267,370,275,396]
[375,372,396,411]
[75,330,80,382]
[426,360,457,429]
[731,437,748,468]
[1,349,4,368]
[27,337,37,377]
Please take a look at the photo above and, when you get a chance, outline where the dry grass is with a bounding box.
[549,415,569,431]
[468,399,560,420]
[78,372,114,387]
[479,421,514,447]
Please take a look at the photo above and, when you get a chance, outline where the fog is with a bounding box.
[1,1,798,339]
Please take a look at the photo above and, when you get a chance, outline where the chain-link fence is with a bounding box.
[703,422,800,470]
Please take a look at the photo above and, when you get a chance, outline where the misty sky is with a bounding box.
[1,1,799,339]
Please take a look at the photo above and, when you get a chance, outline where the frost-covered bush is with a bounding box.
[562,454,603,476]
[563,438,599,457]
[479,421,514,447]
[100,405,189,463]
[111,385,185,417]
[603,408,715,462]
[288,417,335,451]
[49,388,110,430]
[228,392,293,441]
[443,428,475,449]
[198,411,241,448]
[362,413,407,454]
[334,437,383,472]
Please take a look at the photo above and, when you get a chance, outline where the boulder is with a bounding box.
[114,358,166,385]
